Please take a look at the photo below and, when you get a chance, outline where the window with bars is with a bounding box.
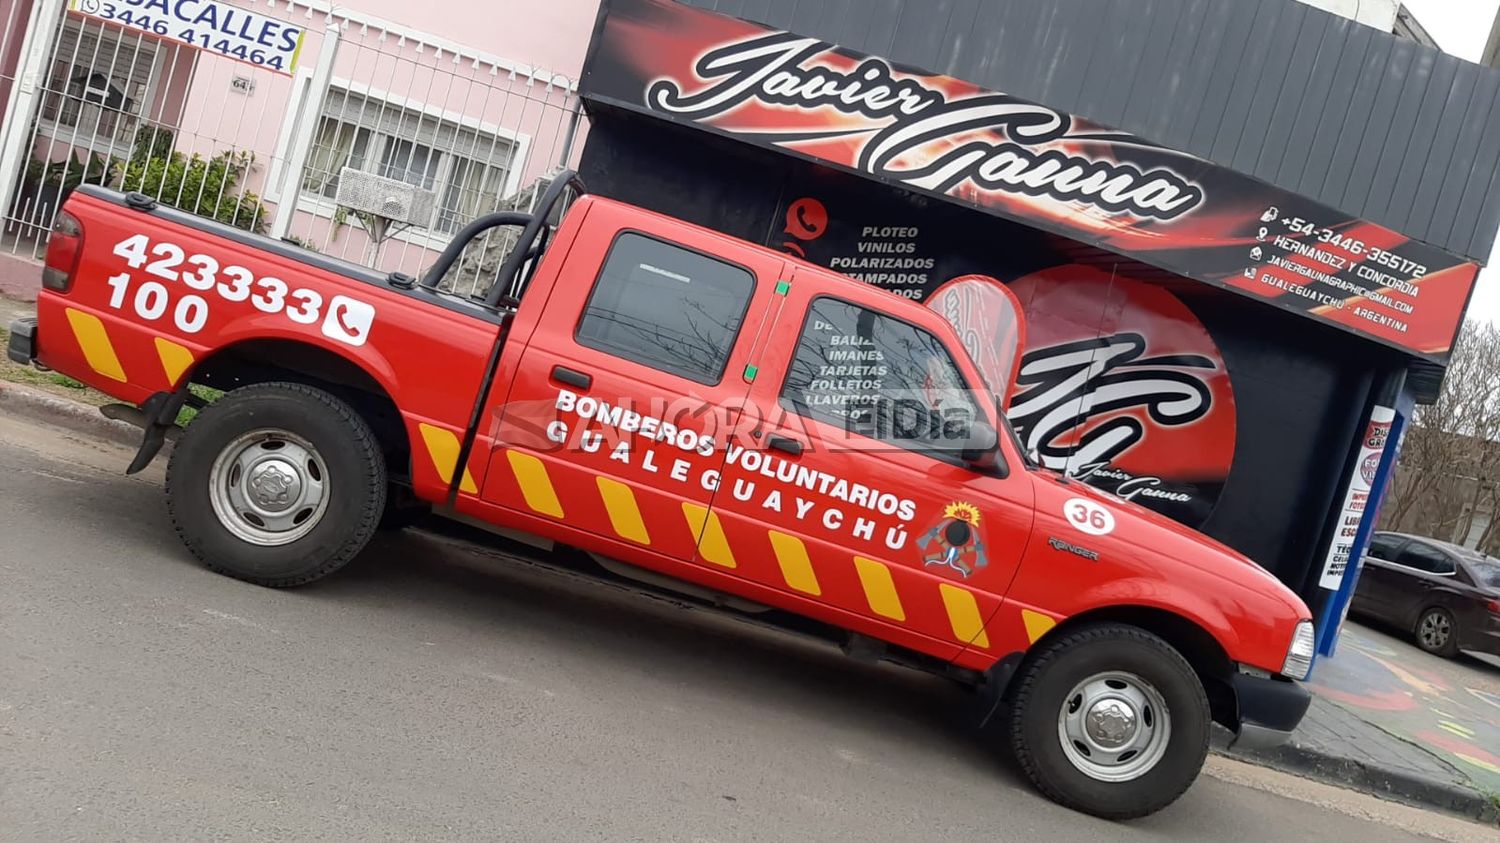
[302,88,516,235]
[38,19,159,147]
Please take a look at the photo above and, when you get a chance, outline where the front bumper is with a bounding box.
[7,317,37,365]
[1227,671,1311,750]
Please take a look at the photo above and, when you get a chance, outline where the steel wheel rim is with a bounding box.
[208,428,330,547]
[1057,670,1172,782]
[1419,611,1451,648]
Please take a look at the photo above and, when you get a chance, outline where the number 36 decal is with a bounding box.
[1064,497,1116,536]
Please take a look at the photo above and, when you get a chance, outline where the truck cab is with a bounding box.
[9,172,1314,820]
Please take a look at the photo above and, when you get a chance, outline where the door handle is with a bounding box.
[551,365,592,389]
[768,435,803,456]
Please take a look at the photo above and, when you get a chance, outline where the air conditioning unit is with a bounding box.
[334,167,436,228]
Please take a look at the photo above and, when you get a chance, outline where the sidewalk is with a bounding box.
[0,251,40,303]
[1218,622,1500,825]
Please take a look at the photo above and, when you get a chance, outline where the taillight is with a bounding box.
[42,211,83,293]
[1486,598,1500,615]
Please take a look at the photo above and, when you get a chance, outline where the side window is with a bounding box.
[1395,542,1455,575]
[1367,534,1403,561]
[781,297,979,452]
[576,232,756,384]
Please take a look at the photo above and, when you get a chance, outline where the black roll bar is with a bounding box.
[483,170,586,307]
[419,211,533,292]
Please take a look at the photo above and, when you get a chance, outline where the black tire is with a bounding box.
[1007,624,1210,820]
[1414,607,1460,657]
[165,382,386,587]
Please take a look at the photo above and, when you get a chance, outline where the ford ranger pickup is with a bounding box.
[7,173,1314,819]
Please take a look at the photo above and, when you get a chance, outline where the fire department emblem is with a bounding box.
[918,502,988,578]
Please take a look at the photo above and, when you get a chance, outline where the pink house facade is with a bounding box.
[0,0,602,283]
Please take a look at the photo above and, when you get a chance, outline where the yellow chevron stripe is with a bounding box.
[596,477,650,545]
[1021,609,1057,644]
[153,337,195,386]
[682,503,736,568]
[768,531,820,596]
[417,423,478,494]
[504,450,561,515]
[853,556,905,621]
[64,308,125,382]
[938,584,990,648]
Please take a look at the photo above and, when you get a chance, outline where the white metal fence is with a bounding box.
[0,0,584,301]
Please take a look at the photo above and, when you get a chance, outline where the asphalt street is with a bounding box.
[1,413,1494,842]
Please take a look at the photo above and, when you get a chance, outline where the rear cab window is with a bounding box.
[576,232,756,384]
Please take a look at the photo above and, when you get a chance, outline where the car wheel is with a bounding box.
[166,382,387,587]
[1007,623,1209,819]
[1414,607,1460,657]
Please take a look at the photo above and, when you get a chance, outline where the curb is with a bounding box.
[0,380,141,448]
[1210,727,1500,826]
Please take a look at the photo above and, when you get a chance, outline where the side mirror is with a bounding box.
[959,421,999,464]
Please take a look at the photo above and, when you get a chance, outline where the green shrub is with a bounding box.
[123,150,267,233]
[131,125,176,165]
[26,151,118,192]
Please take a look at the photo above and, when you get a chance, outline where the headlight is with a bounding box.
[1281,620,1316,680]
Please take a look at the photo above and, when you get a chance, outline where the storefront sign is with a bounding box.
[584,0,1481,361]
[1007,268,1238,527]
[71,0,305,76]
[1318,406,1396,589]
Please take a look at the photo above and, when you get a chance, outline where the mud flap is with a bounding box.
[125,390,189,475]
[971,651,1024,728]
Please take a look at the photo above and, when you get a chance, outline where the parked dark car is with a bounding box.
[1351,532,1500,658]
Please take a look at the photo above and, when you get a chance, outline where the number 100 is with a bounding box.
[107,273,209,334]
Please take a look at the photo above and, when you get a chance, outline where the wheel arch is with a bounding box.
[184,338,411,479]
[1012,605,1237,728]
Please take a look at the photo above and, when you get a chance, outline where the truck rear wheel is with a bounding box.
[1006,623,1209,819]
[165,382,386,587]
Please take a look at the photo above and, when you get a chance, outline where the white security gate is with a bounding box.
[0,1,334,255]
[0,0,584,301]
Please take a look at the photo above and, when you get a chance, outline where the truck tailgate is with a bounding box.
[34,187,507,501]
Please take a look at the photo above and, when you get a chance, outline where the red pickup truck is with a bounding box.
[9,174,1313,819]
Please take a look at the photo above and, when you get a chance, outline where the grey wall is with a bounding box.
[683,0,1500,264]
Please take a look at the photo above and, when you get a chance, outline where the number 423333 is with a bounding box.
[106,233,336,337]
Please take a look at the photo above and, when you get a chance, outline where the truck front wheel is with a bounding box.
[1006,623,1210,819]
[166,382,387,587]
